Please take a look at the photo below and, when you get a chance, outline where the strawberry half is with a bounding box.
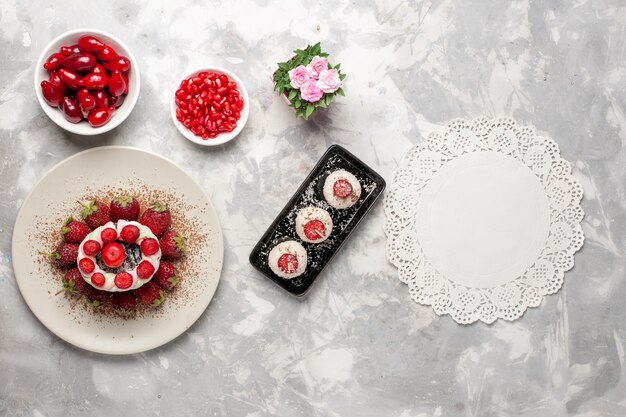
[159,230,186,259]
[110,195,140,222]
[80,199,110,229]
[139,202,171,237]
[41,242,79,267]
[135,281,165,306]
[154,261,179,290]
[62,217,92,243]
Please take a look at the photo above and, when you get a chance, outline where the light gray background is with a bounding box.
[1,0,625,416]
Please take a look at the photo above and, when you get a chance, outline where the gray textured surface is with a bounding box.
[1,0,625,416]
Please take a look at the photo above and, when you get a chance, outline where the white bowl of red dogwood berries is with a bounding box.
[42,195,187,314]
[34,28,140,135]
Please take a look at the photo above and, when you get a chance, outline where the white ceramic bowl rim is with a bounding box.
[170,66,250,146]
[34,28,141,136]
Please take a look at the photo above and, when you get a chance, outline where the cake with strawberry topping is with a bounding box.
[295,206,333,243]
[43,194,187,316]
[323,169,361,209]
[268,240,307,279]
[77,220,162,291]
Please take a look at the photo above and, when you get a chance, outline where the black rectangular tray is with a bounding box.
[249,144,386,296]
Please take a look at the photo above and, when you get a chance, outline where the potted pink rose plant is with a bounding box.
[273,43,345,120]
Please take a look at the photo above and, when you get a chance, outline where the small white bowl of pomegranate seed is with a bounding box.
[34,28,140,135]
[171,67,249,146]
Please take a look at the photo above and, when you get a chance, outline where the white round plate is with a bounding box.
[12,146,223,354]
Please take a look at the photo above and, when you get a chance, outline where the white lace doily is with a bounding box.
[384,117,584,324]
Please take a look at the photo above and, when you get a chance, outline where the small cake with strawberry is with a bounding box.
[323,169,361,209]
[43,194,188,315]
[77,220,162,291]
[295,206,333,243]
[268,241,307,279]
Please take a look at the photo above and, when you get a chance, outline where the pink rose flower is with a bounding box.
[316,69,341,93]
[300,80,324,102]
[288,65,311,89]
[307,56,328,78]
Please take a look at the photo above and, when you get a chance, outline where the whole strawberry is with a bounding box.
[139,202,171,237]
[112,291,137,313]
[62,217,92,243]
[41,242,79,267]
[135,281,165,306]
[159,230,186,259]
[60,267,87,295]
[110,196,140,222]
[81,199,110,229]
[85,286,110,309]
[154,261,179,290]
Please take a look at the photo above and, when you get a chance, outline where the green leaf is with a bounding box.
[277,62,289,70]
[336,88,345,96]
[312,42,321,55]
[305,104,315,119]
[334,63,341,70]
[295,99,302,108]
[339,73,346,81]
[325,95,334,106]
[288,90,297,100]
[318,99,328,109]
